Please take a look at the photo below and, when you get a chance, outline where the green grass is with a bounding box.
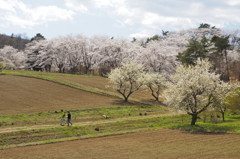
[0,105,168,127]
[0,114,188,148]
[1,70,96,77]
[172,113,240,133]
[1,112,239,149]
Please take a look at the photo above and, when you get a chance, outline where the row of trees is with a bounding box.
[108,60,238,125]
[0,24,239,80]
[108,62,166,102]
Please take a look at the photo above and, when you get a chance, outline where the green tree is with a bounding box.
[198,23,216,29]
[31,33,46,41]
[177,36,210,65]
[211,35,231,81]
[162,30,169,36]
[146,35,161,44]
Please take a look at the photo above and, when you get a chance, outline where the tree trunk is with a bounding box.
[124,96,128,102]
[191,113,198,125]
[221,112,225,122]
[224,51,230,81]
[149,86,159,101]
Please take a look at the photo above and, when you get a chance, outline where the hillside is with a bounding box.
[0,71,240,158]
[0,34,29,50]
[56,76,154,101]
[0,70,158,114]
[0,75,120,115]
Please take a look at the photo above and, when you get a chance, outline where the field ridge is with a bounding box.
[0,113,174,134]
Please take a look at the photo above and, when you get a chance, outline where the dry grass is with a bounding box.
[1,129,240,159]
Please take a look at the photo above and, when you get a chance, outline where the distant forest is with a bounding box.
[0,33,30,50]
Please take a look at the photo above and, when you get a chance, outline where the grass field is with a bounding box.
[0,70,240,159]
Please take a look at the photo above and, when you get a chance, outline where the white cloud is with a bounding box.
[129,30,154,38]
[90,0,240,37]
[0,0,75,28]
[65,0,88,13]
[93,0,126,8]
[226,0,240,6]
[142,12,194,30]
[0,0,15,12]
[1,0,240,38]
[212,8,240,22]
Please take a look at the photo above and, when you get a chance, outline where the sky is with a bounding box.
[0,0,240,39]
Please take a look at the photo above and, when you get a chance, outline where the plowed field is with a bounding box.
[0,75,119,115]
[57,76,154,101]
[1,129,240,159]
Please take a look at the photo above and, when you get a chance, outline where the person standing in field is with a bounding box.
[67,111,72,126]
[60,110,66,126]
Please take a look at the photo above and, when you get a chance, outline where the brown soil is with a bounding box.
[57,76,155,101]
[1,129,240,159]
[0,75,120,115]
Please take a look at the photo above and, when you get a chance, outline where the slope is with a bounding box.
[0,75,119,115]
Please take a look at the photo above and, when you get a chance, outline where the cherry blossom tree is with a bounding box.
[95,37,139,76]
[108,62,146,102]
[25,39,48,71]
[225,88,240,113]
[0,45,26,69]
[50,36,72,73]
[212,84,236,122]
[164,60,235,125]
[144,73,166,101]
[139,41,178,76]
[0,57,15,69]
[0,45,18,61]
[79,35,99,74]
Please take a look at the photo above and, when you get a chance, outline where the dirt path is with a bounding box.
[1,129,240,159]
[0,113,173,134]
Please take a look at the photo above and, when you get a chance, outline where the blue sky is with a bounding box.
[0,0,240,39]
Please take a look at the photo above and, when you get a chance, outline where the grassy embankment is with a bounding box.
[0,105,168,127]
[0,112,239,149]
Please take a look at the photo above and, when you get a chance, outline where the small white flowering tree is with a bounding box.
[144,73,166,101]
[108,62,146,102]
[212,83,235,122]
[0,62,5,72]
[225,88,240,113]
[164,60,235,125]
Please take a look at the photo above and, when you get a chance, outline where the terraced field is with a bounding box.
[0,75,120,115]
[0,71,239,159]
[56,76,155,102]
[1,129,240,159]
